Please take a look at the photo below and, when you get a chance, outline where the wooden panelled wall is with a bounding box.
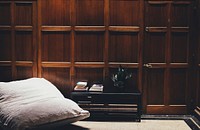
[0,0,199,115]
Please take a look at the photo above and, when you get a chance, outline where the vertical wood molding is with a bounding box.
[32,1,37,77]
[138,0,144,93]
[165,2,171,106]
[104,0,109,78]
[11,1,16,79]
[70,0,75,87]
[37,0,42,77]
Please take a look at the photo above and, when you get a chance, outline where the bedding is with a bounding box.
[0,78,90,130]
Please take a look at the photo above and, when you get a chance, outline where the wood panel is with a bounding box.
[16,66,33,80]
[146,69,165,105]
[0,1,12,82]
[76,0,104,25]
[109,0,140,26]
[169,69,187,105]
[0,2,11,25]
[75,32,104,62]
[41,0,70,26]
[75,68,104,84]
[171,32,189,63]
[145,2,168,27]
[14,1,37,79]
[15,2,32,26]
[171,3,190,27]
[169,1,191,114]
[0,66,12,82]
[42,67,71,97]
[42,32,71,62]
[109,32,138,63]
[15,31,33,61]
[0,31,11,61]
[144,32,166,63]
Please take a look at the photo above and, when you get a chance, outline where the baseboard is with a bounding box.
[194,107,200,121]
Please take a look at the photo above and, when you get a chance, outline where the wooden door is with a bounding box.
[144,1,193,114]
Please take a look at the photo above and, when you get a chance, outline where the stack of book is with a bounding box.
[89,84,104,92]
[74,81,88,91]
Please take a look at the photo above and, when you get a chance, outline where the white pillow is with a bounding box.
[0,78,89,130]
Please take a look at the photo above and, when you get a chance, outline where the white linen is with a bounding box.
[0,78,89,130]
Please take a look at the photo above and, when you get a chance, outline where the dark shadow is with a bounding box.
[28,123,89,130]
[57,124,89,130]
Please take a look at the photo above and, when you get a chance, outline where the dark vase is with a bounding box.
[114,81,125,92]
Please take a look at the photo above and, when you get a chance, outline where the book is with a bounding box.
[74,81,88,91]
[89,84,104,92]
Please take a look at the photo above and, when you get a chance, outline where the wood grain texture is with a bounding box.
[42,67,71,97]
[76,0,104,25]
[0,66,12,82]
[0,0,198,115]
[41,0,70,26]
[109,0,140,26]
[15,2,32,26]
[0,31,11,61]
[0,3,11,25]
[42,32,71,62]
[0,1,37,80]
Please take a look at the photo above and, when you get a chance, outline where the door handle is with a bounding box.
[145,27,149,32]
[143,63,152,68]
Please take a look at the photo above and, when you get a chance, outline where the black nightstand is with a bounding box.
[71,91,142,122]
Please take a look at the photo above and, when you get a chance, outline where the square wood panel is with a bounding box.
[171,32,188,63]
[0,3,11,25]
[15,31,33,61]
[75,32,104,62]
[171,4,190,27]
[0,31,11,61]
[0,66,12,82]
[109,32,138,63]
[16,66,33,80]
[76,0,104,25]
[42,32,71,62]
[15,3,32,26]
[144,32,166,63]
[42,67,71,97]
[169,69,187,105]
[109,0,140,26]
[75,68,104,83]
[146,69,165,105]
[41,0,70,26]
[145,3,168,27]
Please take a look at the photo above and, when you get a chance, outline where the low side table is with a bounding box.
[71,91,142,122]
